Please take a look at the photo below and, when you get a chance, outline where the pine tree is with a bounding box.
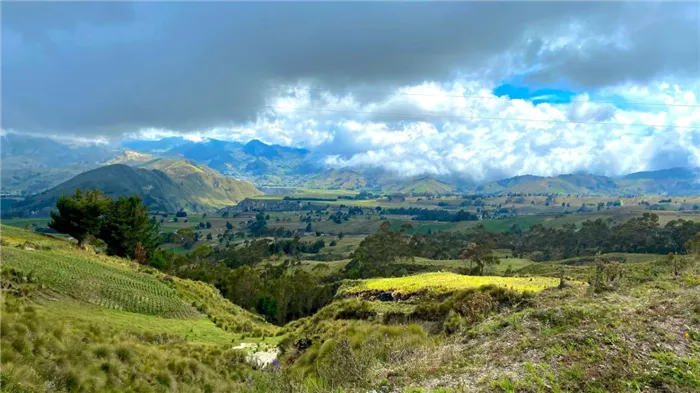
[48,188,111,247]
[99,196,159,258]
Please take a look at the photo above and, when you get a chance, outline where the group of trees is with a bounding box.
[175,261,335,325]
[383,207,479,222]
[48,189,160,261]
[339,212,700,278]
[343,221,413,278]
[513,213,700,260]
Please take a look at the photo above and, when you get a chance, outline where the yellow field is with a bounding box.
[339,271,576,296]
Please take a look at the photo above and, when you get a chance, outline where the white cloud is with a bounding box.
[121,77,700,182]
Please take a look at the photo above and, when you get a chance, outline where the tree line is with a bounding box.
[407,213,700,262]
[383,207,479,222]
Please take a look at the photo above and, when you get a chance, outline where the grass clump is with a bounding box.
[0,297,252,393]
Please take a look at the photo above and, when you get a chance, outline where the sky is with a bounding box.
[2,1,700,182]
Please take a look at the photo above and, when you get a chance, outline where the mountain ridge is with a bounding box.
[5,160,262,216]
[4,134,700,196]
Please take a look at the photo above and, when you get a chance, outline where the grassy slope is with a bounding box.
[140,158,263,209]
[0,226,283,392]
[0,225,277,339]
[276,255,699,393]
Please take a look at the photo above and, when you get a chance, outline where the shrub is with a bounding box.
[442,311,463,335]
[589,260,624,293]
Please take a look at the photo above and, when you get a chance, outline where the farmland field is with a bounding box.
[338,271,576,297]
[37,300,237,346]
[2,246,198,318]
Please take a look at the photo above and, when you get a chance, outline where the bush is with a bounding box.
[589,260,624,293]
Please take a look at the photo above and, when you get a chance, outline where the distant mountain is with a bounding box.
[139,138,311,182]
[1,133,131,195]
[6,135,700,197]
[297,168,458,194]
[617,167,700,196]
[476,174,619,195]
[6,160,262,216]
[475,168,700,196]
[138,158,262,208]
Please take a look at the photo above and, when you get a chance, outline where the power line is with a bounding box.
[263,105,700,129]
[264,86,700,108]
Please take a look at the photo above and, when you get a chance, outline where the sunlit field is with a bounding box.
[338,271,578,297]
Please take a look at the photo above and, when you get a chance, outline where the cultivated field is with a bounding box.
[338,271,576,298]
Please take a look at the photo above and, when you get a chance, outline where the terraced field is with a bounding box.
[3,246,198,318]
[339,271,576,298]
[0,225,278,338]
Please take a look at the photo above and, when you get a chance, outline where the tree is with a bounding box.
[343,221,412,278]
[459,243,500,275]
[48,188,111,247]
[171,228,196,249]
[684,233,700,254]
[247,212,269,236]
[226,221,234,230]
[99,196,159,258]
[206,221,212,229]
[206,232,213,241]
[176,209,187,218]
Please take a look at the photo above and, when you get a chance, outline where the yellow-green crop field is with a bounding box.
[339,271,580,297]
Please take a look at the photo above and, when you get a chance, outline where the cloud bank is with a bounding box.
[2,2,699,182]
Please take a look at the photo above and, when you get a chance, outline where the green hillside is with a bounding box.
[0,225,276,336]
[298,168,457,193]
[140,158,263,208]
[0,225,281,393]
[5,160,262,216]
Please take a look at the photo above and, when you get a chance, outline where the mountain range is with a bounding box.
[4,159,261,217]
[3,134,700,202]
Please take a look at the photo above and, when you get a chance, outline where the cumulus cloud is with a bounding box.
[3,2,698,135]
[2,2,699,181]
[126,79,699,182]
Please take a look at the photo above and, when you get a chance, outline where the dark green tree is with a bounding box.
[99,196,159,258]
[48,188,111,247]
[247,212,268,236]
[343,221,412,278]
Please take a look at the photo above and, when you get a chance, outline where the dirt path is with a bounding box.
[233,342,279,367]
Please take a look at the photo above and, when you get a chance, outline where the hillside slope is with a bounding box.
[1,225,277,337]
[139,158,263,208]
[6,161,262,216]
[0,225,278,392]
[276,258,700,393]
[299,168,458,193]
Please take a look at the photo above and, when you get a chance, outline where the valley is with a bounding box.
[2,181,700,392]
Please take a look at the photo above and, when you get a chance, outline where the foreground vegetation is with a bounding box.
[3,186,700,392]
